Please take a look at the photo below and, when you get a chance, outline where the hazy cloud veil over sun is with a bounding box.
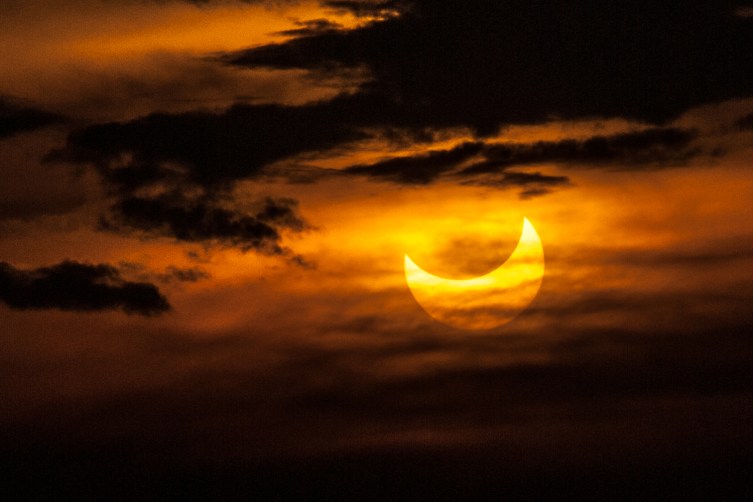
[1,0,752,498]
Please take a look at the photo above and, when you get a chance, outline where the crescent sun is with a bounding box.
[404,218,544,330]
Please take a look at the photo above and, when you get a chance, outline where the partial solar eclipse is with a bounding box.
[404,218,544,330]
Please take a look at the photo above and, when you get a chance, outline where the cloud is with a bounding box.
[343,141,484,184]
[100,193,306,254]
[461,127,699,175]
[0,261,170,315]
[47,104,317,253]
[277,18,344,37]
[176,0,300,4]
[3,304,751,499]
[0,132,90,222]
[0,98,65,139]
[45,0,747,246]
[162,266,211,283]
[49,102,368,189]
[169,0,406,15]
[323,0,407,18]
[464,171,571,199]
[340,127,693,196]
[735,112,753,130]
[2,235,752,498]
[226,0,753,133]
[118,262,211,284]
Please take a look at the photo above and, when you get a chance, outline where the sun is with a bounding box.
[404,218,545,330]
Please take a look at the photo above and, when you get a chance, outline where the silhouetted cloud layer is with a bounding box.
[100,193,305,254]
[278,18,344,37]
[0,261,170,315]
[462,127,698,174]
[47,105,314,251]
[736,112,753,130]
[228,0,753,132]
[0,98,65,139]
[344,141,484,184]
[324,0,406,18]
[466,171,571,199]
[161,266,210,283]
[342,127,696,196]
[47,0,752,243]
[50,103,367,188]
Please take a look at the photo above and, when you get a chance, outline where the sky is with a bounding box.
[1,0,753,498]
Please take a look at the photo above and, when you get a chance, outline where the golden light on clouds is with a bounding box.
[0,0,364,118]
[2,0,753,496]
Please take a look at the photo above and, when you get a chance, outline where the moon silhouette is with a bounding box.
[404,218,544,330]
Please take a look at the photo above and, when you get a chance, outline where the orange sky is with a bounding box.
[1,0,752,498]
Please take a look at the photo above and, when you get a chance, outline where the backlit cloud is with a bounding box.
[0,260,170,315]
[227,0,753,132]
[0,98,65,139]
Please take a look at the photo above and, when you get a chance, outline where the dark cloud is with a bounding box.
[2,315,752,499]
[100,192,305,254]
[162,266,211,283]
[0,98,65,139]
[254,196,307,231]
[344,141,483,184]
[735,112,753,130]
[464,171,571,199]
[48,103,367,189]
[118,262,211,284]
[178,0,406,15]
[461,127,699,175]
[0,261,170,315]
[2,253,752,498]
[278,18,344,37]
[227,0,753,133]
[0,133,89,222]
[178,0,299,4]
[341,127,692,195]
[47,0,749,245]
[47,104,317,252]
[323,0,407,18]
